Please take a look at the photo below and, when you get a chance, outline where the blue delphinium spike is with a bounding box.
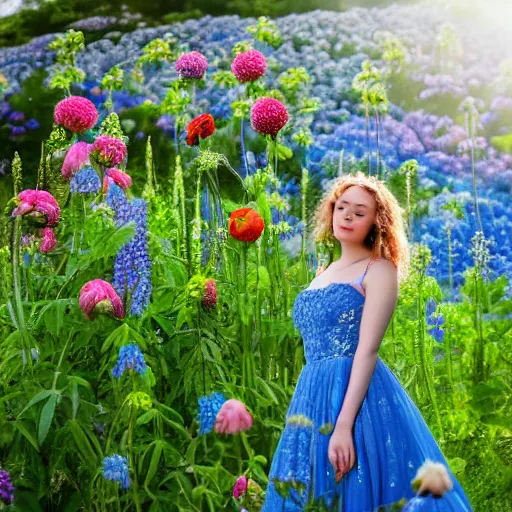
[111,344,147,378]
[197,391,227,434]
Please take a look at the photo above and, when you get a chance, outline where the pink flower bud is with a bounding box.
[79,279,125,320]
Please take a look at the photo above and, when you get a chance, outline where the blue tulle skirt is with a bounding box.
[261,357,473,511]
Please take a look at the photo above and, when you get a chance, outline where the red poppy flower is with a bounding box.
[228,208,264,242]
[186,113,216,146]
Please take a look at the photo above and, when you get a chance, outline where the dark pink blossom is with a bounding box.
[233,475,248,499]
[79,279,125,320]
[12,189,60,227]
[231,50,267,83]
[39,227,57,253]
[62,141,93,179]
[54,96,99,133]
[175,51,208,79]
[250,97,289,139]
[92,135,127,167]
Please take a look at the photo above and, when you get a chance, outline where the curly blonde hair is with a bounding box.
[311,171,410,283]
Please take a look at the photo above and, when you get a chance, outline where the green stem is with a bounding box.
[128,405,143,512]
[12,215,31,370]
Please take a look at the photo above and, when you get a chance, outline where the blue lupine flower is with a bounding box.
[103,455,130,489]
[197,391,226,434]
[111,344,147,378]
[70,166,101,194]
[107,186,152,316]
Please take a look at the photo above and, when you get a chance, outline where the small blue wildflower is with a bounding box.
[70,166,101,194]
[24,118,40,130]
[111,344,147,378]
[103,455,130,489]
[426,298,445,343]
[197,391,226,434]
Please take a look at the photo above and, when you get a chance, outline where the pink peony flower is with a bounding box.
[12,189,60,227]
[233,475,248,499]
[231,50,267,83]
[103,168,132,193]
[92,135,127,167]
[79,279,125,320]
[175,51,208,80]
[251,97,289,139]
[214,398,253,435]
[54,96,99,133]
[62,141,93,179]
[39,227,57,253]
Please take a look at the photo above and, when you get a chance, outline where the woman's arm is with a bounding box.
[335,258,399,430]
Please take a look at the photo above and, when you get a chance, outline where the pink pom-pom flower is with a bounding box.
[214,398,253,435]
[39,227,57,253]
[231,50,267,83]
[54,96,99,133]
[92,135,127,167]
[102,168,132,194]
[250,97,289,139]
[61,141,93,179]
[79,279,125,320]
[12,189,60,227]
[175,51,208,80]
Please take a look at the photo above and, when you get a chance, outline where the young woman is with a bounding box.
[261,172,473,511]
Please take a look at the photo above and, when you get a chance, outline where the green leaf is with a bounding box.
[18,390,54,418]
[91,223,136,260]
[136,409,158,426]
[38,393,57,445]
[145,440,164,486]
[13,421,40,452]
[67,420,98,470]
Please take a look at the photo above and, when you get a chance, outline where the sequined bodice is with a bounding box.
[292,283,365,364]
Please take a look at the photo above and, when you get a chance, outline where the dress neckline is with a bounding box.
[300,281,365,299]
[301,257,384,298]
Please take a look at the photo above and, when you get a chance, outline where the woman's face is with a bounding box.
[332,186,377,245]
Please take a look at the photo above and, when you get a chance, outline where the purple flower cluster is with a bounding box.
[197,391,226,434]
[111,344,147,378]
[103,455,130,489]
[1,101,40,139]
[0,469,14,505]
[106,184,151,316]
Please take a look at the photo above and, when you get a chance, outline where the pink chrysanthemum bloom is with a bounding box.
[79,279,125,320]
[39,227,57,253]
[61,141,93,179]
[202,278,217,311]
[54,96,99,133]
[175,51,208,80]
[103,168,132,193]
[12,189,61,227]
[92,135,127,167]
[215,398,253,435]
[231,50,267,83]
[250,97,289,139]
[233,475,248,499]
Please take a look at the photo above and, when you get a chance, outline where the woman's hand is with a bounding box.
[328,423,356,483]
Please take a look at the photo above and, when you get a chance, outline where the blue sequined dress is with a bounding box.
[261,259,473,511]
